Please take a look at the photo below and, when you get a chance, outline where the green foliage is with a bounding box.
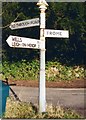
[46,61,85,81]
[2,60,85,81]
[2,60,39,80]
[4,97,81,119]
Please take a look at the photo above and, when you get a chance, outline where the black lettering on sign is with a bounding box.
[52,32,59,35]
[37,41,40,48]
[12,37,16,41]
[35,20,39,24]
[12,42,20,47]
[12,37,22,42]
[53,32,56,35]
[16,42,20,46]
[50,31,52,35]
[59,32,62,36]
[30,21,35,24]
[32,44,36,47]
[22,43,26,47]
[55,32,58,35]
[55,32,62,36]
[11,24,15,28]
[30,20,38,25]
[27,43,36,48]
[16,23,19,27]
[17,23,21,27]
[24,22,29,26]
[12,42,15,46]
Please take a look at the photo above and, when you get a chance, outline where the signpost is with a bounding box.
[6,35,44,49]
[44,29,69,38]
[7,0,69,113]
[10,18,39,30]
[37,0,48,113]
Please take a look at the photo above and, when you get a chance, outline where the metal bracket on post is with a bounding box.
[37,0,48,113]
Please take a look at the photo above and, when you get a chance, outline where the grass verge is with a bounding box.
[3,97,82,119]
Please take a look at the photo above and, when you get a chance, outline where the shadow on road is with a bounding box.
[3,78,21,102]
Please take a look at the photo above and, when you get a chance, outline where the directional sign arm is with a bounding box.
[10,18,39,30]
[44,29,69,38]
[6,35,44,49]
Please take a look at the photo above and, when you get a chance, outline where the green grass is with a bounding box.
[4,97,81,119]
[1,60,85,81]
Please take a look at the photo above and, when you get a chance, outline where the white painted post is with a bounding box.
[37,0,48,113]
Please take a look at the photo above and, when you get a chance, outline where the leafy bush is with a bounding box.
[46,61,85,81]
[2,60,39,80]
[4,97,81,119]
[2,60,85,81]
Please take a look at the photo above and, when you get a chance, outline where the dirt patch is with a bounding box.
[4,78,86,88]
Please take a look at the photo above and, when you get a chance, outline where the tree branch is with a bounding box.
[0,13,21,29]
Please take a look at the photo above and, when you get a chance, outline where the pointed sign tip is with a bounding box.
[6,35,12,47]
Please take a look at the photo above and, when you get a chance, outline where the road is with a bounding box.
[9,86,86,117]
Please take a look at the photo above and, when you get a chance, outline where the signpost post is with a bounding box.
[37,0,48,113]
[7,0,69,113]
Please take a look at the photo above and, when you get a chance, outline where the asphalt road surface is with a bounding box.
[9,86,86,117]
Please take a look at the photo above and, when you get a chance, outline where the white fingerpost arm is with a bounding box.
[37,0,48,113]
